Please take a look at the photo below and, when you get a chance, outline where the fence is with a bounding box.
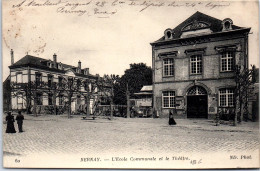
[94,105,127,117]
[217,107,235,121]
[35,105,69,115]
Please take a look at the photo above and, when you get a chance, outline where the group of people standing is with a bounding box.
[5,111,24,133]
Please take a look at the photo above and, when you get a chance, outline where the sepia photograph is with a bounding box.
[2,0,260,169]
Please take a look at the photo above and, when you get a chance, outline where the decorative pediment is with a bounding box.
[184,47,207,54]
[182,20,210,32]
[215,44,238,52]
[158,51,178,58]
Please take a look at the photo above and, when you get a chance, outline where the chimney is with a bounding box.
[78,60,81,72]
[53,53,57,68]
[11,49,14,65]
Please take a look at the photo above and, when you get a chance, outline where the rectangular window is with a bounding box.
[77,96,81,104]
[16,73,23,83]
[59,95,64,105]
[17,94,23,109]
[162,91,175,108]
[84,82,89,91]
[85,97,88,104]
[221,51,234,71]
[67,77,73,89]
[35,73,42,86]
[48,94,53,105]
[190,55,202,74]
[219,88,234,107]
[163,58,174,76]
[48,75,53,88]
[36,93,43,105]
[58,76,63,87]
[77,79,81,89]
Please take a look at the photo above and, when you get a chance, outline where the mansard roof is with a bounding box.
[9,55,97,79]
[152,11,249,44]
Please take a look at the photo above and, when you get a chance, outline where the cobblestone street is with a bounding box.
[3,114,259,168]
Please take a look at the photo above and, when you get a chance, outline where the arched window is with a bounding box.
[187,86,207,95]
[222,18,233,31]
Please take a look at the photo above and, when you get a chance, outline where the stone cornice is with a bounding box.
[150,28,251,47]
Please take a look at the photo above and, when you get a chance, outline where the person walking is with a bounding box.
[169,110,177,125]
[6,112,16,133]
[16,111,24,133]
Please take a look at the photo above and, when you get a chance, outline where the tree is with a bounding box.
[11,79,64,116]
[114,63,152,105]
[234,65,256,125]
[96,74,120,118]
[58,77,87,118]
[10,81,40,116]
[215,65,256,126]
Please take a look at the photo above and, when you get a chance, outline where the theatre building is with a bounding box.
[151,11,250,119]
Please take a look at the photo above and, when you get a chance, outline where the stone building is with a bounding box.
[132,85,153,108]
[151,11,251,119]
[8,52,99,115]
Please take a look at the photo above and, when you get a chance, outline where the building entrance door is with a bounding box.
[187,86,208,118]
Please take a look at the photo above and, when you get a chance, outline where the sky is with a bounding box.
[2,0,259,81]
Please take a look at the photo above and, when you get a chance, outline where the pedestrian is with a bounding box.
[6,112,16,133]
[16,111,24,133]
[85,105,88,114]
[169,110,177,125]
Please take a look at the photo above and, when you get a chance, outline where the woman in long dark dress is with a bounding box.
[169,110,177,125]
[6,112,16,133]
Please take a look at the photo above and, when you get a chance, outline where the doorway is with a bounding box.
[187,86,208,118]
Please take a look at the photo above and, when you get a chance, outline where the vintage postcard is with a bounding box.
[2,0,259,169]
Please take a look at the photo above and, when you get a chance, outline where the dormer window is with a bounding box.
[84,68,89,75]
[166,31,171,38]
[224,21,230,29]
[164,28,173,40]
[58,63,63,70]
[222,18,233,31]
[47,62,53,68]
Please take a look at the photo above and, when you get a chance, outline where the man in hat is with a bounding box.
[16,111,24,132]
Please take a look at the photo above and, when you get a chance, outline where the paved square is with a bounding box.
[3,114,259,155]
[2,114,259,168]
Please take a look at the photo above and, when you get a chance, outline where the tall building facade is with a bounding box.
[151,12,250,119]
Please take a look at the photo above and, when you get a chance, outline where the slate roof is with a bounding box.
[9,55,97,79]
[10,55,48,67]
[140,85,152,92]
[134,85,153,96]
[152,11,248,43]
